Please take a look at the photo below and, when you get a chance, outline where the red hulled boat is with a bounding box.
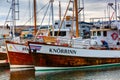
[6,41,34,69]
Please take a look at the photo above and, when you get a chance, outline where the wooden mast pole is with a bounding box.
[74,0,79,37]
[34,0,37,35]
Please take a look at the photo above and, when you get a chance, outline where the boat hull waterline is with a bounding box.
[28,42,120,71]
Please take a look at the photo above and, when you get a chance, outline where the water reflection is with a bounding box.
[0,69,10,80]
[35,67,120,80]
[1,67,120,80]
[10,69,35,80]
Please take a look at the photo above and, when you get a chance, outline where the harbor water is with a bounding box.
[1,67,120,80]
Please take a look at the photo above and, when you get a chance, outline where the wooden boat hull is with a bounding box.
[28,41,120,71]
[31,52,120,71]
[6,41,34,69]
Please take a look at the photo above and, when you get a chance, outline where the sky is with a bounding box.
[0,0,120,26]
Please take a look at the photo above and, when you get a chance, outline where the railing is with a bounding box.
[71,38,91,49]
[57,37,71,45]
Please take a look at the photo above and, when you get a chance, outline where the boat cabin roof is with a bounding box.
[90,28,115,32]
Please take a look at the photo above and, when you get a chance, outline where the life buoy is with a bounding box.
[111,32,118,40]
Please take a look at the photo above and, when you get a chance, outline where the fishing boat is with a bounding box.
[28,0,120,71]
[6,40,34,68]
[5,0,36,69]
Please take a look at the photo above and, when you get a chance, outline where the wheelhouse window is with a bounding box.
[50,31,66,36]
[93,31,96,36]
[66,24,71,27]
[55,22,58,25]
[82,26,85,28]
[103,31,107,37]
[97,31,101,36]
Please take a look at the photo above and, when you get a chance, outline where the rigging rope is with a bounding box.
[28,0,32,25]
[22,2,49,26]
[3,4,12,27]
[39,3,50,28]
[34,2,50,41]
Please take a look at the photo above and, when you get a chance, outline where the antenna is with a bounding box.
[108,0,118,20]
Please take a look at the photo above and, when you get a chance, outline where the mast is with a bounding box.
[50,0,54,28]
[115,0,117,20]
[12,0,16,37]
[33,0,37,35]
[50,0,54,36]
[11,0,19,37]
[74,0,79,37]
[59,1,61,21]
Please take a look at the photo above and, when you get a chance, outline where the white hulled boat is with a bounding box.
[28,0,120,71]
